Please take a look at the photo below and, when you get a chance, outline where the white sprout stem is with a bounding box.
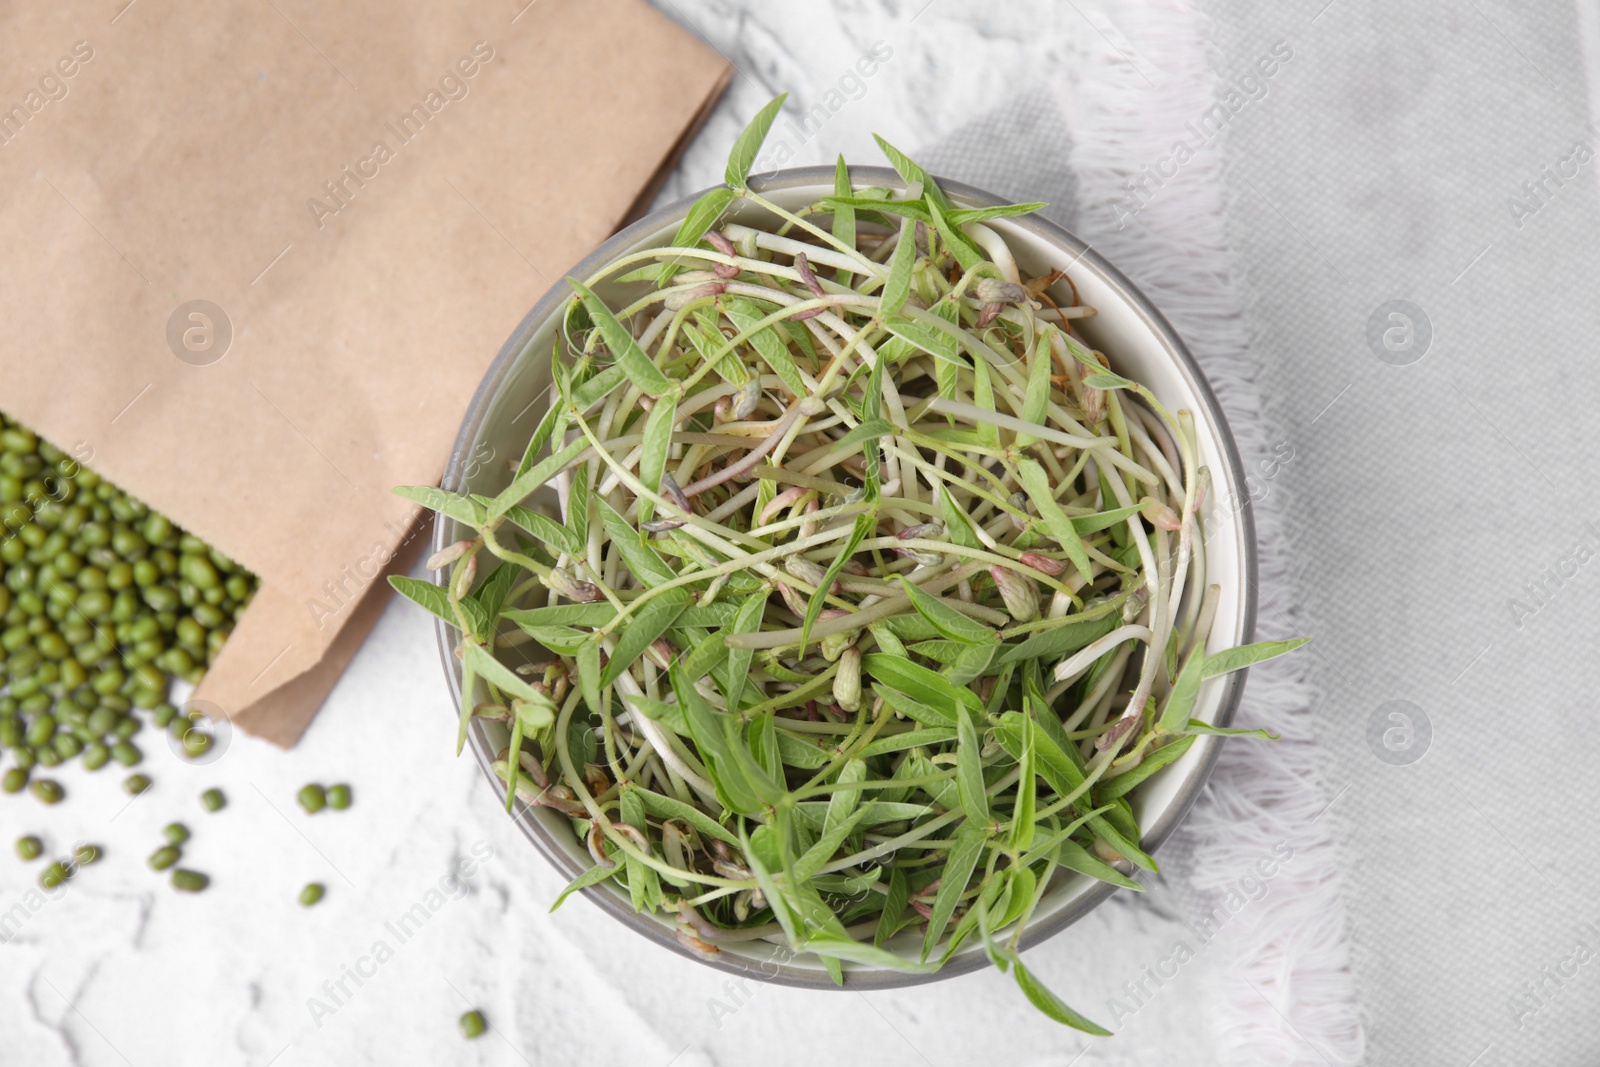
[1181,582,1221,663]
[962,222,1019,283]
[1101,469,1166,729]
[1123,405,1185,501]
[1035,305,1097,321]
[743,190,886,273]
[1132,401,1182,480]
[1055,641,1135,731]
[1163,413,1202,644]
[924,397,1111,451]
[723,222,882,279]
[1176,512,1210,646]
[1052,625,1154,686]
[614,673,719,807]
[924,398,1159,486]
[727,562,984,650]
[636,304,678,352]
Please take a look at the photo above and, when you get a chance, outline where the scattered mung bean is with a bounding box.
[296,784,326,814]
[170,869,208,893]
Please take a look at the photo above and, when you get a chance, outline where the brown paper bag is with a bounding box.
[0,0,729,745]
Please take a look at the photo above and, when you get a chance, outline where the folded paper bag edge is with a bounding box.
[195,515,431,748]
[192,56,733,748]
[619,64,736,227]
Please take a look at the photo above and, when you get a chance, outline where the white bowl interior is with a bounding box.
[437,172,1253,986]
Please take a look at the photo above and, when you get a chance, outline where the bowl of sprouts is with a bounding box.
[393,98,1302,1032]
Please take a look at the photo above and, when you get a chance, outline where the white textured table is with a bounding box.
[12,1,1593,1064]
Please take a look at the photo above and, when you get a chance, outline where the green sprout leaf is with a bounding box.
[567,277,674,398]
[1097,734,1197,800]
[393,485,484,529]
[1182,721,1280,740]
[897,576,995,645]
[1015,458,1093,582]
[726,94,788,189]
[1202,638,1311,679]
[880,215,918,318]
[550,863,619,912]
[947,202,1048,225]
[1008,713,1037,850]
[873,134,955,211]
[636,391,678,527]
[1012,960,1112,1035]
[1158,649,1206,734]
[921,823,987,960]
[955,712,991,825]
[389,575,487,634]
[659,186,738,284]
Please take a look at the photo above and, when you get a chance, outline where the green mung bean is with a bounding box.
[0,409,259,796]
[86,706,117,735]
[297,784,326,814]
[24,715,54,747]
[170,869,208,893]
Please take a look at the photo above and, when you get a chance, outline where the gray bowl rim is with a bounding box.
[431,164,1259,990]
